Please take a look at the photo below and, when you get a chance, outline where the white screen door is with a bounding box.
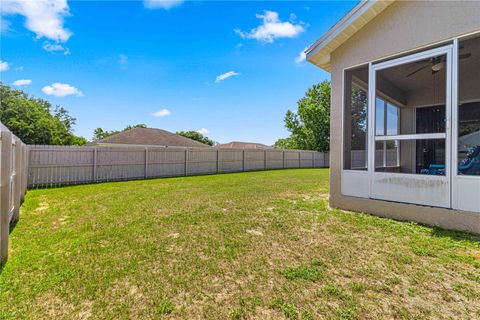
[368,45,453,208]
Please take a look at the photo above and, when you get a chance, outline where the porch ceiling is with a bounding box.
[377,37,480,105]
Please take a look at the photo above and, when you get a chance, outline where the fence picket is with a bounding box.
[0,123,28,264]
[26,145,328,188]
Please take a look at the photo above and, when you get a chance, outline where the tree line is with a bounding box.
[0,84,87,145]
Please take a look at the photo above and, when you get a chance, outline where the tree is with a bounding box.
[0,83,87,145]
[273,136,302,150]
[274,81,331,152]
[176,131,215,146]
[93,124,146,140]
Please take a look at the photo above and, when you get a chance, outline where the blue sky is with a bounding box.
[1,0,356,144]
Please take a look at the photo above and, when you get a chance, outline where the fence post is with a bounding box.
[25,146,29,190]
[216,149,219,174]
[13,140,21,222]
[0,131,13,264]
[17,145,22,201]
[282,150,285,169]
[20,143,28,203]
[93,148,98,183]
[298,151,301,168]
[23,145,32,189]
[264,150,267,170]
[21,146,25,194]
[242,149,245,171]
[145,148,149,179]
[311,152,314,168]
[185,149,188,176]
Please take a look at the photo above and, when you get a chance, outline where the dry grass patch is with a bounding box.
[1,169,479,319]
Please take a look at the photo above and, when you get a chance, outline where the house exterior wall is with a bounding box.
[329,1,480,234]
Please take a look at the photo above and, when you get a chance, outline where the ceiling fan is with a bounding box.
[406,50,471,78]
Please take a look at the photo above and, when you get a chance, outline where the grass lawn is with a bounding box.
[1,169,479,319]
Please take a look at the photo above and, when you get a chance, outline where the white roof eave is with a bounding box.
[306,0,394,72]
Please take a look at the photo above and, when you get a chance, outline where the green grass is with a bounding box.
[156,298,174,315]
[1,169,480,319]
[281,262,323,281]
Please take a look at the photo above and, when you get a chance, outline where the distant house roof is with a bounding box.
[91,127,211,148]
[216,141,270,149]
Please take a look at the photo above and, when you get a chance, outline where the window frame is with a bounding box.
[368,45,452,178]
[374,97,401,168]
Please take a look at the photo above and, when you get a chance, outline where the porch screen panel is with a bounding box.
[374,53,448,175]
[458,35,480,176]
[344,65,369,170]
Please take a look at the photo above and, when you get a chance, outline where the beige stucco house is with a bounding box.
[307,1,480,234]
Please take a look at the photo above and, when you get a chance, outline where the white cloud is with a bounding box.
[42,41,70,55]
[215,71,240,83]
[12,79,32,86]
[42,82,83,97]
[295,47,308,64]
[1,0,72,43]
[143,0,184,10]
[152,108,171,117]
[119,54,128,65]
[235,10,305,43]
[197,128,209,135]
[118,54,128,69]
[0,60,9,72]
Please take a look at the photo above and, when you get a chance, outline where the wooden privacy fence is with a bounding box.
[0,122,28,264]
[28,145,329,188]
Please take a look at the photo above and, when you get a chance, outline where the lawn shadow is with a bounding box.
[9,219,18,233]
[430,226,480,245]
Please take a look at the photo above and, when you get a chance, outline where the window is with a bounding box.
[375,98,400,169]
[375,98,385,136]
[458,35,480,176]
[344,65,368,170]
[387,103,399,135]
